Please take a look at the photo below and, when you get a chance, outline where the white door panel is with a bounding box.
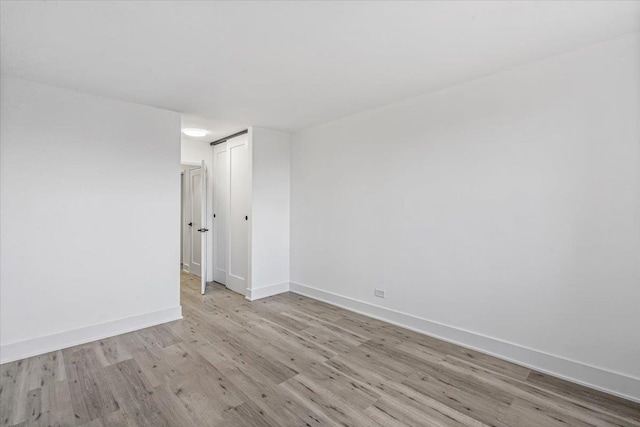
[213,144,228,284]
[226,136,250,295]
[181,170,190,272]
[189,167,202,277]
[200,160,207,295]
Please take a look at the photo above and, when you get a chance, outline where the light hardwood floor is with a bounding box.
[1,271,639,426]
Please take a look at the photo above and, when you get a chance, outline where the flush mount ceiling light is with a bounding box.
[182,128,208,137]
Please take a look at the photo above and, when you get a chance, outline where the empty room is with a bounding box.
[1,1,639,426]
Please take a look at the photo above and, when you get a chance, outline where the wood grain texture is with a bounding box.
[1,271,638,426]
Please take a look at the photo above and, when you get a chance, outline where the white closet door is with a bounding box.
[189,167,203,277]
[212,143,228,284]
[226,135,250,295]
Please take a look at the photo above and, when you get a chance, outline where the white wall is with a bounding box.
[0,77,182,362]
[181,138,213,281]
[249,127,291,299]
[181,138,212,165]
[290,34,640,400]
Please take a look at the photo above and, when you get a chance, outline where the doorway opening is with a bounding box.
[180,161,207,294]
[179,128,250,298]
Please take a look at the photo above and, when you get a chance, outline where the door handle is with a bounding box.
[188,222,193,227]
[197,228,209,232]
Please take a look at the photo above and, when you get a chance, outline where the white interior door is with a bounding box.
[180,171,185,270]
[212,143,228,284]
[226,135,250,295]
[199,160,208,295]
[189,167,202,277]
[181,167,192,273]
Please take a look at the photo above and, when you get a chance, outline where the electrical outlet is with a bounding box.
[374,289,386,298]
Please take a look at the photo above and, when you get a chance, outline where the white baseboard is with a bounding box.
[0,306,183,364]
[246,281,290,301]
[289,282,640,403]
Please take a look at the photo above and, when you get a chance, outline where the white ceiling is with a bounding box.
[2,1,639,138]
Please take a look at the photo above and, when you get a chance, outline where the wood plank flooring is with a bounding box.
[2,271,639,426]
